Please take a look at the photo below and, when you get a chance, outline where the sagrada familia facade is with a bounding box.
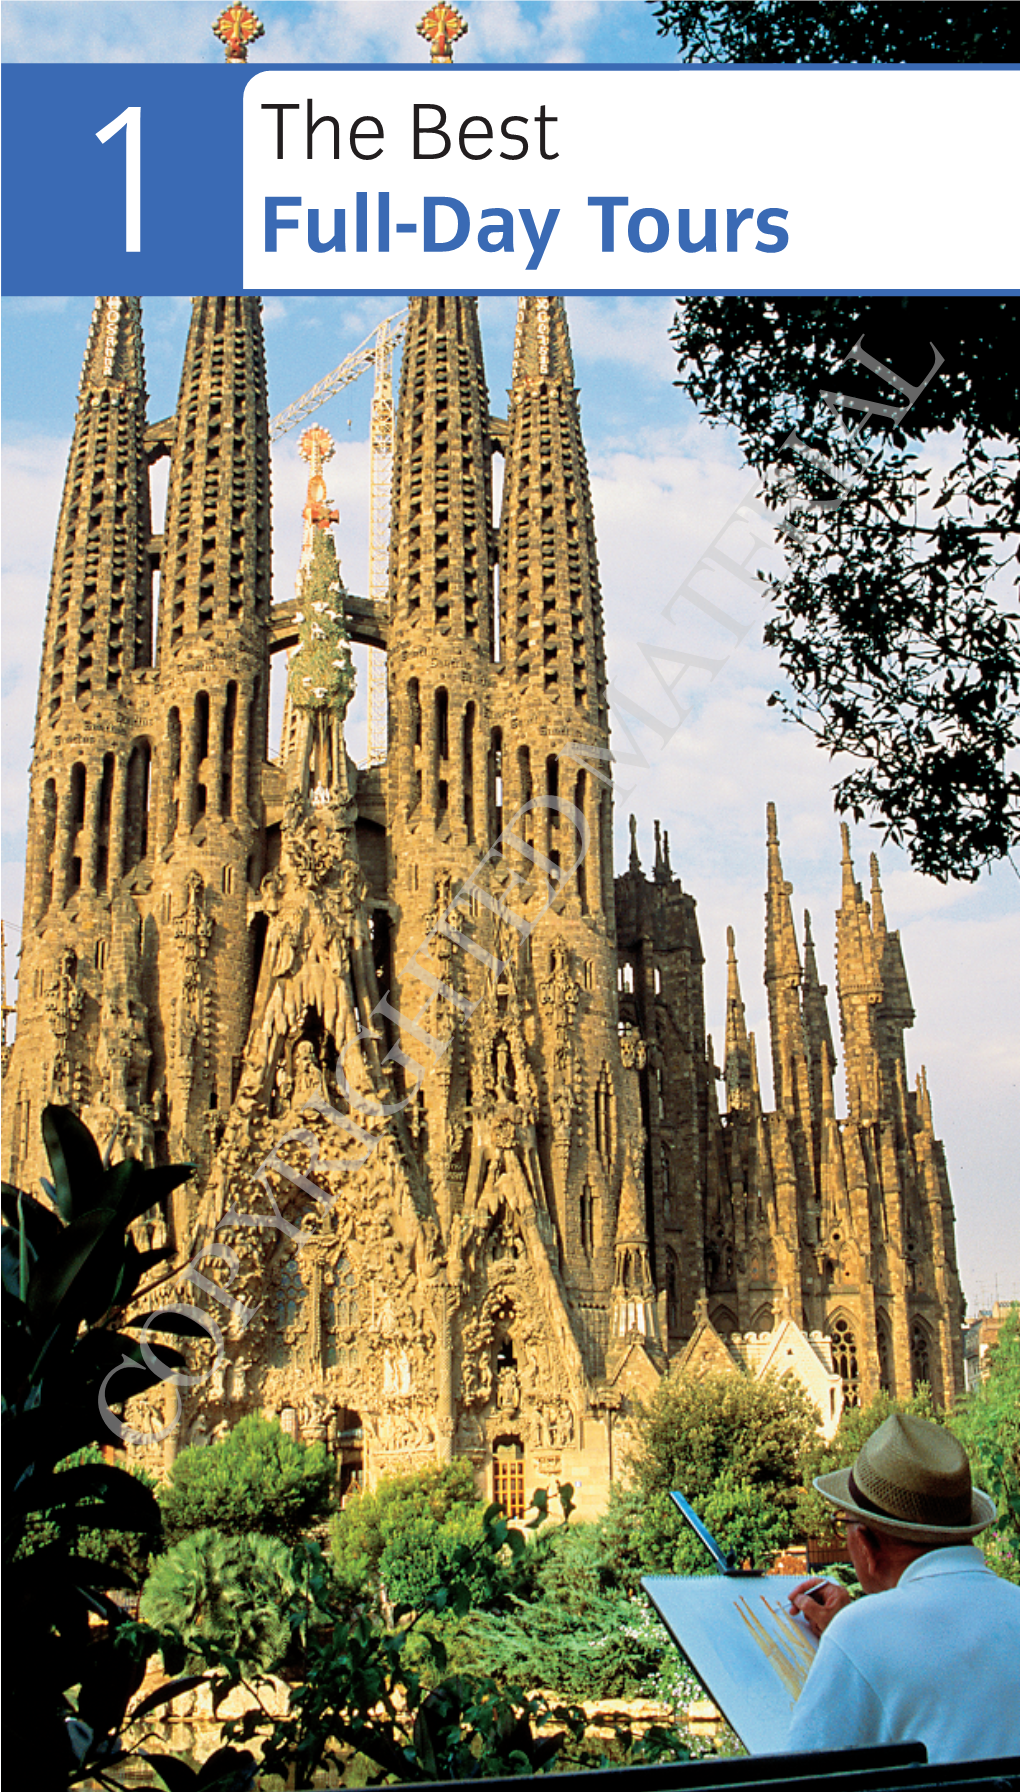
[2,293,964,1514]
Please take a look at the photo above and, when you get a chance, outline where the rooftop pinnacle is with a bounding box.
[212,3,264,61]
[417,2,468,61]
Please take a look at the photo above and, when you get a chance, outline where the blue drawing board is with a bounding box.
[642,1574,819,1755]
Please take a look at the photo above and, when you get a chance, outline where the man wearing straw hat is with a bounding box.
[786,1414,1020,1763]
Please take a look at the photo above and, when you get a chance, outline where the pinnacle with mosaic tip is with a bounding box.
[212,3,264,61]
[417,2,468,62]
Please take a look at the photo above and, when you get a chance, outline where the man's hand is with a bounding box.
[787,1578,852,1638]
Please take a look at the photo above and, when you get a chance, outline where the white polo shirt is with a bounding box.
[787,1544,1020,1764]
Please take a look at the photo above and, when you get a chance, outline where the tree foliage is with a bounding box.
[612,1371,819,1577]
[161,1413,335,1546]
[667,295,1019,881]
[259,1499,597,1785]
[329,1458,482,1599]
[949,1309,1020,1584]
[648,2,1019,64]
[423,1519,682,1703]
[0,1106,254,1787]
[140,1529,321,1672]
[651,4,1020,881]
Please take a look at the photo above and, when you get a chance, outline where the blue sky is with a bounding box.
[2,1,1017,1307]
[1,2,679,66]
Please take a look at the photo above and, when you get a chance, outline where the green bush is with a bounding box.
[140,1528,301,1671]
[329,1458,481,1599]
[160,1413,334,1545]
[949,1309,1020,1584]
[609,1370,819,1582]
[416,1519,675,1700]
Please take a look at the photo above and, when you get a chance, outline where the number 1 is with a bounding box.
[96,106,141,254]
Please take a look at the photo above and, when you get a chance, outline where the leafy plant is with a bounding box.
[329,1458,483,1599]
[648,2,1019,65]
[949,1308,1020,1584]
[1,1104,250,1788]
[608,1370,819,1584]
[664,291,1019,881]
[161,1412,335,1546]
[141,1530,308,1672]
[259,1498,590,1785]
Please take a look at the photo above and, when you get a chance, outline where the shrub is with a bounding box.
[160,1413,334,1545]
[949,1309,1020,1584]
[140,1529,300,1672]
[611,1371,819,1580]
[329,1458,481,1599]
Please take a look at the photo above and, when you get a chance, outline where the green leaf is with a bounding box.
[130,1675,211,1724]
[41,1104,104,1220]
[141,1751,201,1792]
[31,1461,161,1532]
[25,1205,116,1329]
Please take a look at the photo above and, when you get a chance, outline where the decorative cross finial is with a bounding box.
[417,2,468,62]
[299,427,339,537]
[299,424,336,483]
[212,3,264,62]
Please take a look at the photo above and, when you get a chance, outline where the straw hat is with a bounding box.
[814,1413,997,1544]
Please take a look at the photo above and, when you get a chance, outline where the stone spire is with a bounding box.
[39,297,152,727]
[610,1145,660,1344]
[764,802,806,1114]
[629,814,641,873]
[835,823,884,1121]
[724,926,752,1112]
[159,297,271,658]
[23,297,153,933]
[500,296,606,724]
[802,908,837,1129]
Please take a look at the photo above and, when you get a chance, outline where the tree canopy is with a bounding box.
[160,1413,335,1545]
[651,3,1020,881]
[605,1371,819,1577]
[667,297,1019,882]
[648,2,1020,63]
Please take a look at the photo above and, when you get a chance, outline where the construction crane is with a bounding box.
[269,310,404,765]
[365,314,397,765]
[268,310,406,442]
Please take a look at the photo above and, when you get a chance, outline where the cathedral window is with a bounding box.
[876,1313,894,1394]
[910,1317,932,1389]
[492,1438,526,1520]
[274,1256,306,1336]
[594,1065,612,1167]
[580,1183,595,1256]
[829,1316,860,1407]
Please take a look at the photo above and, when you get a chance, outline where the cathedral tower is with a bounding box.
[4,293,964,1514]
